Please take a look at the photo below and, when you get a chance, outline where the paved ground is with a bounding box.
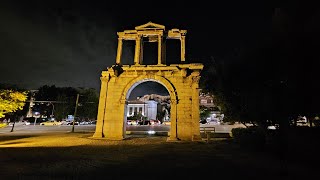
[0,127,318,179]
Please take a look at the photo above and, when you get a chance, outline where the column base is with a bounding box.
[92,132,104,138]
[166,136,180,142]
[192,135,203,142]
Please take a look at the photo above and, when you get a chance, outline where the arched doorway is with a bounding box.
[122,75,178,140]
[125,81,170,135]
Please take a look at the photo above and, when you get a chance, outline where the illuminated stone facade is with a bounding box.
[93,22,203,141]
[126,99,158,120]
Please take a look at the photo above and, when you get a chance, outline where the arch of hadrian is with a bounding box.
[93,22,204,141]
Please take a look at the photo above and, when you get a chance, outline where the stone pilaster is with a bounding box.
[93,72,109,138]
[180,36,186,62]
[134,35,141,65]
[191,75,202,141]
[157,35,162,65]
[116,37,123,64]
[167,98,179,141]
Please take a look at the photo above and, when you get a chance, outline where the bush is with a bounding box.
[314,120,320,127]
[0,123,7,128]
[231,127,266,150]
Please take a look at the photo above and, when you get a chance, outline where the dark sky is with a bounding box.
[0,0,273,93]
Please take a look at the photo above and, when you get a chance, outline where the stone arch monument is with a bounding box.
[93,22,204,141]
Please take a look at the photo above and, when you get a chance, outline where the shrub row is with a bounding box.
[231,127,266,150]
[0,123,7,128]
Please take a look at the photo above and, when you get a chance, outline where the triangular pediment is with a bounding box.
[135,21,165,30]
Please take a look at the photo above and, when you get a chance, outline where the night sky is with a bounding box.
[1,1,317,97]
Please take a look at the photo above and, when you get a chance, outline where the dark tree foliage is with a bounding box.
[76,88,99,120]
[0,83,24,91]
[200,5,320,128]
[33,85,98,120]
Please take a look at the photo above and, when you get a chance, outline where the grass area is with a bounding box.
[0,131,318,179]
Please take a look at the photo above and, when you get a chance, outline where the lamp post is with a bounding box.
[71,94,80,133]
[50,103,55,118]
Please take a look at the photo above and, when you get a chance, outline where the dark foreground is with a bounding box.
[0,129,319,180]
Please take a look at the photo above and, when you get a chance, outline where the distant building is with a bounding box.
[129,92,222,122]
[146,100,158,120]
[199,91,214,108]
[126,99,146,117]
[199,91,223,123]
[126,99,158,120]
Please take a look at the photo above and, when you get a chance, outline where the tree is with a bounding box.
[200,106,211,121]
[0,90,27,118]
[76,88,99,120]
[32,85,99,121]
[200,5,320,130]
[33,85,77,119]
[156,109,166,124]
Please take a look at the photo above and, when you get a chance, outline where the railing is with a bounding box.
[200,126,215,142]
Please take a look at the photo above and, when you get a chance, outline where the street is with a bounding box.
[0,122,244,136]
[0,123,170,135]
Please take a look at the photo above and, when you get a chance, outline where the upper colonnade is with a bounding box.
[115,22,187,65]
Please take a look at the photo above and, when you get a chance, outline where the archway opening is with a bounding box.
[125,81,171,136]
[122,41,135,65]
[166,40,180,65]
[142,41,158,65]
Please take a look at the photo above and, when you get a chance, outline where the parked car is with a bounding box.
[66,121,79,125]
[8,122,24,126]
[199,119,207,124]
[79,121,90,125]
[150,119,160,125]
[22,120,30,125]
[127,120,138,125]
[23,117,35,123]
[297,116,307,124]
[40,120,62,126]
[207,119,220,125]
[138,120,151,125]
[136,120,160,125]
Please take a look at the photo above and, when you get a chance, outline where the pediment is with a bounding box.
[135,21,165,30]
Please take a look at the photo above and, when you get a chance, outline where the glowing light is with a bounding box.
[147,130,156,134]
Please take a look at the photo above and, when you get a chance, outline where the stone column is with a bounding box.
[162,39,166,64]
[191,75,201,141]
[139,40,144,64]
[116,37,123,64]
[157,35,162,65]
[119,97,127,139]
[134,35,141,65]
[167,99,179,141]
[180,36,186,62]
[93,72,109,138]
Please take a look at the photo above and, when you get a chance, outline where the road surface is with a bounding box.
[0,122,244,135]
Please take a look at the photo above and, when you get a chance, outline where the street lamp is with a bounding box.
[71,94,80,133]
[70,94,94,133]
[46,102,55,118]
[50,103,54,118]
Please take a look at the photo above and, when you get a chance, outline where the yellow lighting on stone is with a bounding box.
[93,22,204,142]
